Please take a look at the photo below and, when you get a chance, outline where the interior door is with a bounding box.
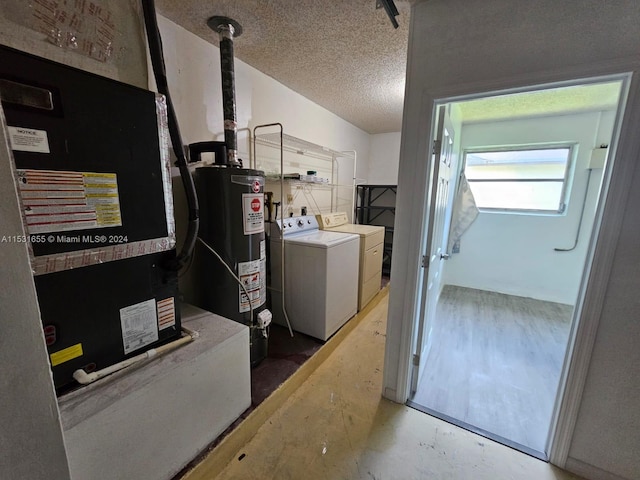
[411,104,455,394]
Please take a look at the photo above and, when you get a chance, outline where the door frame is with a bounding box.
[384,67,639,466]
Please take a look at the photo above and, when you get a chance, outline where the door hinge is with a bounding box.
[432,139,441,155]
[421,255,429,268]
[413,354,420,366]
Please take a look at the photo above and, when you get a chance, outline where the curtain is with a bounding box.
[447,173,479,254]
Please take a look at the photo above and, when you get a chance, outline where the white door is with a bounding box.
[410,105,456,394]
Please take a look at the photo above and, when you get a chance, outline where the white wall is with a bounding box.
[566,160,640,479]
[444,110,616,304]
[384,2,640,480]
[156,16,370,219]
[368,132,401,184]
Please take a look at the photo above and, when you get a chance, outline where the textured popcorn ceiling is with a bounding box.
[153,2,620,135]
[155,0,411,134]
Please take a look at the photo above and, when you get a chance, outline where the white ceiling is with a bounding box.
[156,0,411,135]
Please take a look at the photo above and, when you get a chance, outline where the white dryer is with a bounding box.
[317,212,385,310]
[269,215,359,341]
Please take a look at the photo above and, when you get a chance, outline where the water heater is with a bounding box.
[186,16,271,366]
[195,166,269,365]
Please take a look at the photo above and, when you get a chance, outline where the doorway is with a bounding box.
[407,78,627,459]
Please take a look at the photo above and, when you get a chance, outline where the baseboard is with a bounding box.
[565,457,632,480]
[180,286,390,480]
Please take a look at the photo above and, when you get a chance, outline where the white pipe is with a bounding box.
[73,330,196,385]
[181,325,200,339]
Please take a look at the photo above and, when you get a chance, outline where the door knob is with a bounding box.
[440,253,450,260]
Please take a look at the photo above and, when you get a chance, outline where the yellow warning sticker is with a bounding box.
[50,343,83,366]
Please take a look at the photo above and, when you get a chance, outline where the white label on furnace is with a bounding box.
[8,126,50,153]
[260,239,266,260]
[238,258,266,313]
[242,193,264,235]
[120,299,159,355]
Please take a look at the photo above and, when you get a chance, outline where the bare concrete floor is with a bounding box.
[190,289,583,480]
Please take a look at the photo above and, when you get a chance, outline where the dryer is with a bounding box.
[269,215,359,340]
[317,212,385,310]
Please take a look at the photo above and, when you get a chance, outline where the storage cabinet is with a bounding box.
[317,211,384,311]
[356,185,396,276]
[358,227,385,307]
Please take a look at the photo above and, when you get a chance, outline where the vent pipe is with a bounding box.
[207,16,243,167]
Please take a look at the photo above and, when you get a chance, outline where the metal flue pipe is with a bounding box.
[207,16,243,167]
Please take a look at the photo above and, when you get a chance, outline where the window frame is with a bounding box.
[462,143,576,215]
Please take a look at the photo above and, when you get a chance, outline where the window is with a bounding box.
[464,147,572,213]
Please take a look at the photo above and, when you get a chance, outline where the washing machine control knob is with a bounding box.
[287,222,292,228]
[307,220,311,224]
[297,220,304,227]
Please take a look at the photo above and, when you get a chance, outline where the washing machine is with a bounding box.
[317,212,385,310]
[269,215,359,340]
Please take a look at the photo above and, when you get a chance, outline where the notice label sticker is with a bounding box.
[8,126,50,153]
[242,193,264,235]
[120,299,159,355]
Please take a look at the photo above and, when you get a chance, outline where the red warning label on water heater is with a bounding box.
[242,193,264,235]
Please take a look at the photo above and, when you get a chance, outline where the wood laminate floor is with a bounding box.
[411,285,573,454]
